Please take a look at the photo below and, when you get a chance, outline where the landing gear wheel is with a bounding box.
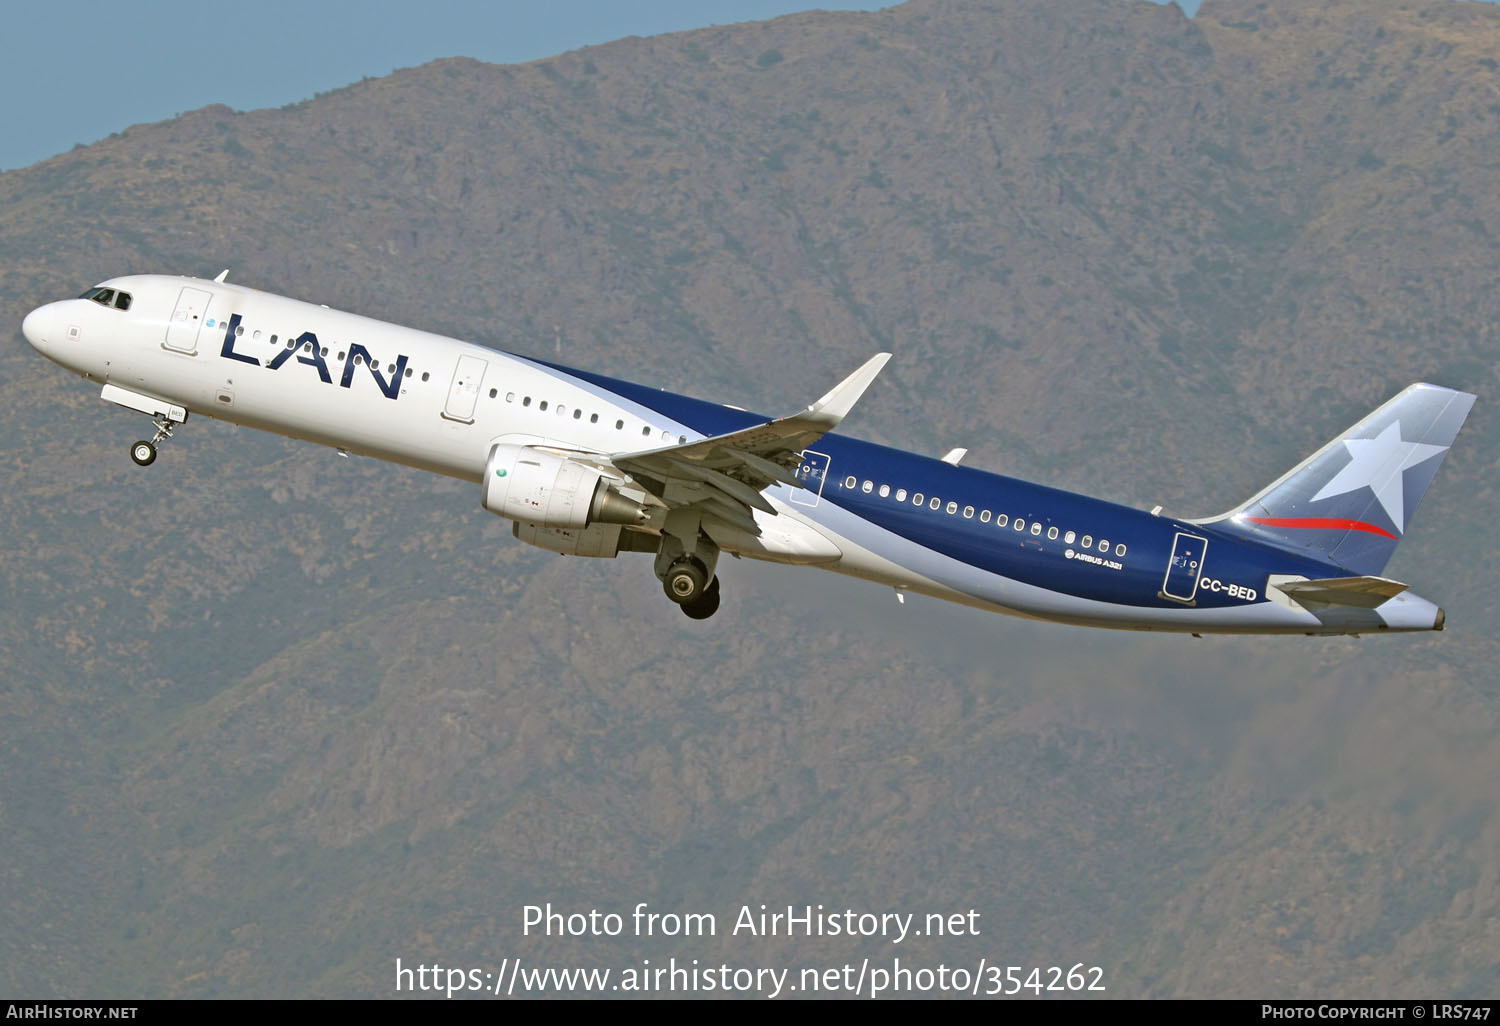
[663,558,709,605]
[130,441,157,467]
[680,576,721,620]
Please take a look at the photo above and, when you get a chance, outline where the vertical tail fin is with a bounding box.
[1197,383,1475,575]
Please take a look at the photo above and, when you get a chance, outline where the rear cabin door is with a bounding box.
[164,287,213,353]
[442,355,487,423]
[1162,531,1207,603]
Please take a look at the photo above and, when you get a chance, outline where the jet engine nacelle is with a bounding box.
[513,521,623,558]
[482,443,647,530]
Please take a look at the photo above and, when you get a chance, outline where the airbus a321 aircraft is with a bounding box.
[22,273,1475,633]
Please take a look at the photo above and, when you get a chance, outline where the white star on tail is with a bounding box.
[1310,420,1448,532]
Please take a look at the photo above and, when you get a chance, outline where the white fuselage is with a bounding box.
[21,274,1448,635]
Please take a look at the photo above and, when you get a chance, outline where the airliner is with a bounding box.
[21,273,1475,633]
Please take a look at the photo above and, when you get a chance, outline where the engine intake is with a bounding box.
[482,443,647,529]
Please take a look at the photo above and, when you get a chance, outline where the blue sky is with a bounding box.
[2,1,1211,171]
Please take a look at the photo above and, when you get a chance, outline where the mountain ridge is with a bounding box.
[1,0,1496,997]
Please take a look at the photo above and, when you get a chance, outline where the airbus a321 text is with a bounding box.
[22,273,1475,634]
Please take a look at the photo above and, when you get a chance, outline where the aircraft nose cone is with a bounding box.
[21,304,52,349]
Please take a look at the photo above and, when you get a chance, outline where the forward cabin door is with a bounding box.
[163,287,213,353]
[442,355,487,423]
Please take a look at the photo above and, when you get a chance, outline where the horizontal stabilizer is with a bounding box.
[1271,575,1409,609]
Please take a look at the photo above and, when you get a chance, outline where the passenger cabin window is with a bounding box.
[1116,544,1127,556]
[1030,522,1042,536]
[963,506,974,519]
[913,493,924,505]
[1014,519,1025,531]
[980,510,991,523]
[895,489,907,502]
[1081,535,1092,548]
[1047,526,1058,540]
[1064,531,1076,544]
[945,501,957,514]
[862,481,873,494]
[996,514,1008,527]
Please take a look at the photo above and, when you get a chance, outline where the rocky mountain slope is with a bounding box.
[1,0,1497,997]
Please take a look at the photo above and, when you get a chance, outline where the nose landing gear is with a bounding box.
[129,414,177,467]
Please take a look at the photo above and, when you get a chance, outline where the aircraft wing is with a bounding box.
[610,353,890,532]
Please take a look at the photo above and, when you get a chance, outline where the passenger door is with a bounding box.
[442,355,487,423]
[163,287,213,353]
[790,450,830,508]
[1162,532,1207,603]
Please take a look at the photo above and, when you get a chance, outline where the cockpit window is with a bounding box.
[77,286,130,310]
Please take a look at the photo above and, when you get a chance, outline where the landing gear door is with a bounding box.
[164,287,213,354]
[442,355,487,423]
[1162,531,1207,603]
[790,450,830,508]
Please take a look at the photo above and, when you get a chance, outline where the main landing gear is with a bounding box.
[129,414,177,467]
[662,558,721,620]
[654,509,722,620]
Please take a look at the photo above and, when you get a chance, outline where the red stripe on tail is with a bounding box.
[1245,516,1398,540]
